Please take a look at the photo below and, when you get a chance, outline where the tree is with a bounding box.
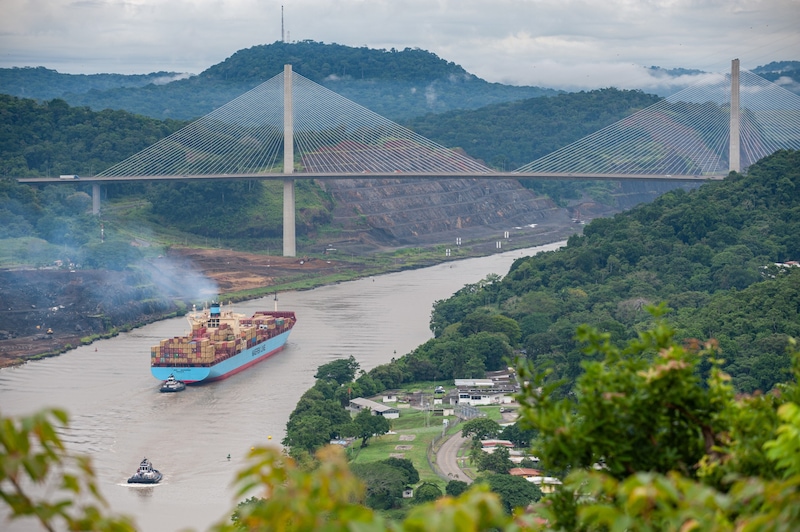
[282,414,334,455]
[464,331,514,372]
[499,422,538,448]
[353,408,391,448]
[314,355,360,385]
[380,457,419,484]
[355,372,378,397]
[461,417,501,441]
[349,462,407,510]
[413,482,443,503]
[483,474,542,514]
[521,309,734,479]
[477,445,514,474]
[445,479,469,497]
[367,362,405,390]
[333,381,361,406]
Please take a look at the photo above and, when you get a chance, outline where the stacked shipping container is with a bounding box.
[151,313,295,368]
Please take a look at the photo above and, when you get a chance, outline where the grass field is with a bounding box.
[349,409,456,488]
[348,404,506,489]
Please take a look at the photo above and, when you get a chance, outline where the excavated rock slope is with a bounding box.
[320,177,571,241]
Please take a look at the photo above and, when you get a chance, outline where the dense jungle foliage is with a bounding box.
[0,66,183,100]
[0,94,185,177]
[406,88,662,203]
[347,150,800,395]
[1,41,558,121]
[406,88,661,170]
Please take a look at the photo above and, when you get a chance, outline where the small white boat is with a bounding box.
[127,458,163,484]
[160,374,186,393]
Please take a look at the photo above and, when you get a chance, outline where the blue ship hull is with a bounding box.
[151,329,292,384]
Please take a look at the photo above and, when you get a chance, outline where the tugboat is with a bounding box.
[127,457,163,484]
[160,374,186,393]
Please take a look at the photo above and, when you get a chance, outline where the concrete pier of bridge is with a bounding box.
[283,64,296,257]
[92,184,100,215]
[729,59,741,173]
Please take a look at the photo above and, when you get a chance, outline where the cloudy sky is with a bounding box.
[2,0,799,91]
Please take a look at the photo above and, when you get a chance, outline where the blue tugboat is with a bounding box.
[127,458,163,484]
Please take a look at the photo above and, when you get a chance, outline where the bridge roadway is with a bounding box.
[15,171,724,184]
[14,170,722,256]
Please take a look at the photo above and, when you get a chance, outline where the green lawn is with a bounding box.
[348,408,461,488]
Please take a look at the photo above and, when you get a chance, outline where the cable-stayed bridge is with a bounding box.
[17,61,800,256]
[92,60,800,182]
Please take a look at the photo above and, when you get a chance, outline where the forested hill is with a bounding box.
[361,150,799,396]
[0,67,184,101]
[0,41,557,121]
[0,94,186,177]
[405,88,661,170]
[405,88,666,205]
[199,41,470,83]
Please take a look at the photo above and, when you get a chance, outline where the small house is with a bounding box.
[349,397,400,419]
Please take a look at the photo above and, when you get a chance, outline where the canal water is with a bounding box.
[0,242,563,532]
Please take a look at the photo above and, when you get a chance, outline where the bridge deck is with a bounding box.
[16,171,724,184]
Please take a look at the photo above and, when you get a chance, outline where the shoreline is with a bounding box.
[0,228,575,369]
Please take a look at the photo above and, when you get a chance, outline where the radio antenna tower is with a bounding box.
[281,5,285,42]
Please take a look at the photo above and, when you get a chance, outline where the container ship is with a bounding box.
[150,302,296,384]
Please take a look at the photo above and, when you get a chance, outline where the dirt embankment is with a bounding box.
[0,250,362,368]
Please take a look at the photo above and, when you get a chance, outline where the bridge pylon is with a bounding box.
[729,59,740,173]
[283,64,296,257]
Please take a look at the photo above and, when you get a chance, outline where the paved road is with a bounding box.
[437,431,472,483]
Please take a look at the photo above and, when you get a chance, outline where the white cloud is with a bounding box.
[1,0,798,90]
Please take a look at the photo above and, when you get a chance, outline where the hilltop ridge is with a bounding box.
[0,41,557,121]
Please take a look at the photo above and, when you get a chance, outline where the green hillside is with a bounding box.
[405,88,664,204]
[200,41,470,83]
[406,88,661,170]
[753,60,800,88]
[0,66,184,100]
[1,41,558,121]
[0,94,185,177]
[356,150,800,395]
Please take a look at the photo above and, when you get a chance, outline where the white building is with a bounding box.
[349,397,400,419]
